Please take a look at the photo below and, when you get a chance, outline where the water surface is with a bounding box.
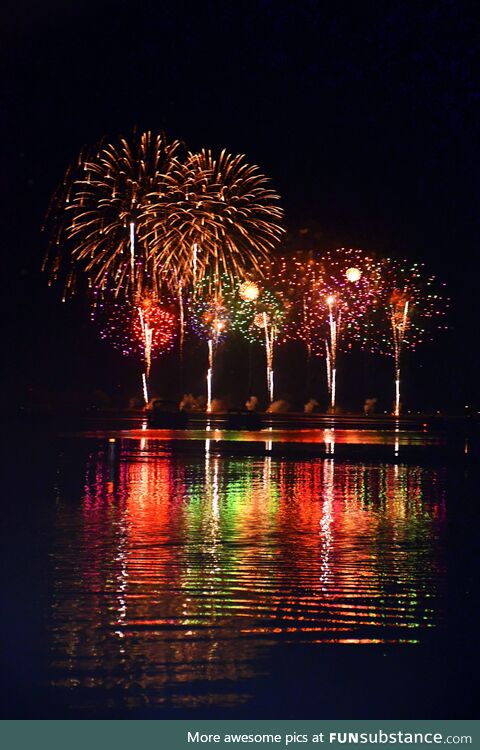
[1,428,477,718]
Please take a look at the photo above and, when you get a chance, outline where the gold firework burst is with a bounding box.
[144,148,285,295]
[44,131,183,300]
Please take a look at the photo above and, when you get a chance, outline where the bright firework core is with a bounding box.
[201,307,229,339]
[239,281,260,302]
[254,312,267,328]
[346,267,362,282]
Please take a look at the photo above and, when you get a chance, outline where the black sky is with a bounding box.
[1,0,479,410]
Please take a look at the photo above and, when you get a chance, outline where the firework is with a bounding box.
[376,260,448,416]
[263,254,325,358]
[313,249,382,411]
[238,280,261,302]
[44,133,285,404]
[95,295,176,404]
[144,149,285,293]
[264,251,381,410]
[232,285,285,403]
[188,278,233,411]
[44,131,183,301]
[346,267,362,283]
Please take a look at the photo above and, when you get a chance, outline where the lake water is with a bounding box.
[1,425,477,718]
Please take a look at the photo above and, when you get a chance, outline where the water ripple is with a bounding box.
[48,443,447,709]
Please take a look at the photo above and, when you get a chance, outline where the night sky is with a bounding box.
[2,0,478,411]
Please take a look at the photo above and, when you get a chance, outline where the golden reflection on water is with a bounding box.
[50,443,446,708]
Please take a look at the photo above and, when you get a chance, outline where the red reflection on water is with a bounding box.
[81,427,446,448]
[49,443,447,708]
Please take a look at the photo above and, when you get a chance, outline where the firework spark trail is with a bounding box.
[137,306,154,379]
[324,295,343,411]
[177,280,185,384]
[142,373,149,406]
[391,299,409,417]
[207,339,213,413]
[262,311,276,402]
[205,314,228,412]
[193,243,198,282]
[325,341,331,396]
[390,297,410,417]
[129,221,136,286]
[326,296,336,410]
[302,297,313,360]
